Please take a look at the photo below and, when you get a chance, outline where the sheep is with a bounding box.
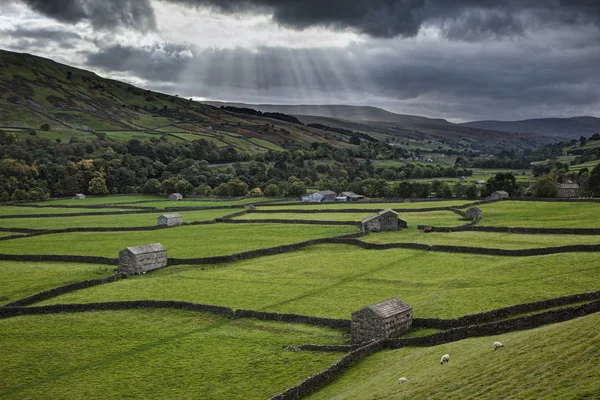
[398,377,408,384]
[440,354,450,364]
[493,341,504,350]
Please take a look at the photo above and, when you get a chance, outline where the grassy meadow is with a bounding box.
[307,311,600,400]
[0,310,344,400]
[0,224,356,257]
[2,195,600,399]
[41,245,600,319]
[0,209,236,229]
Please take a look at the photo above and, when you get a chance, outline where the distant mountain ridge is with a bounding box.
[461,117,600,138]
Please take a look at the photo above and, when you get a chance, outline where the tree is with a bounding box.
[465,184,478,199]
[249,187,263,197]
[535,173,558,198]
[141,179,161,194]
[349,134,361,145]
[88,176,108,195]
[264,184,281,197]
[40,124,50,131]
[485,172,517,196]
[174,179,194,195]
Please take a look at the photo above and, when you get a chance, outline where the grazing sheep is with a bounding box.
[494,341,504,350]
[440,354,450,364]
[398,377,408,384]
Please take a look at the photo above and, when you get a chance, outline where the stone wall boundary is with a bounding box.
[0,253,118,265]
[416,225,600,235]
[1,273,126,307]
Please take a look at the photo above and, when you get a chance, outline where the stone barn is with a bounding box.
[490,190,509,200]
[118,243,167,275]
[75,194,85,199]
[459,176,466,183]
[169,193,183,201]
[465,207,483,221]
[302,190,337,203]
[157,213,183,227]
[351,298,413,344]
[558,181,579,198]
[362,209,400,232]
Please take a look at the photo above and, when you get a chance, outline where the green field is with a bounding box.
[0,224,355,258]
[41,245,600,319]
[478,201,600,227]
[257,200,472,211]
[33,195,165,206]
[308,311,600,400]
[0,209,235,229]
[362,230,600,249]
[0,206,143,216]
[0,310,343,400]
[0,261,113,305]
[235,211,464,227]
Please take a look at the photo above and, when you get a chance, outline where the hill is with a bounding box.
[462,116,600,140]
[0,49,363,153]
[205,101,546,151]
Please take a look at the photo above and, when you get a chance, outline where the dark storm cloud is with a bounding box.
[2,27,82,41]
[5,0,600,38]
[4,0,156,31]
[167,0,600,38]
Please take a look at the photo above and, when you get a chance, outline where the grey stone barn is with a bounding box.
[459,176,466,183]
[362,209,404,232]
[558,181,579,198]
[465,207,483,221]
[118,243,167,275]
[301,190,337,203]
[169,193,183,201]
[351,298,413,344]
[490,190,509,200]
[75,194,85,199]
[157,213,183,227]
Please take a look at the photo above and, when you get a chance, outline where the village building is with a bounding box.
[351,298,413,344]
[118,243,167,275]
[558,181,579,198]
[337,191,366,202]
[458,176,466,183]
[362,209,402,232]
[75,194,86,199]
[465,207,483,221]
[169,193,183,201]
[157,213,183,227]
[301,190,337,203]
[490,190,509,200]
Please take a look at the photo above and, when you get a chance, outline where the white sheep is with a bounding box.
[493,341,504,350]
[440,354,450,364]
[398,377,408,384]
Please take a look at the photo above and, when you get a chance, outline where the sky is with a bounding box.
[0,0,599,122]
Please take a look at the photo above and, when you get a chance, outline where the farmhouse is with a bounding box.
[490,190,509,200]
[362,209,403,232]
[169,193,183,201]
[338,191,366,202]
[75,194,85,199]
[157,213,183,227]
[465,207,483,220]
[118,243,167,275]
[301,190,337,203]
[351,298,413,344]
[558,181,579,198]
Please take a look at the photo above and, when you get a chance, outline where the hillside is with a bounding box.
[0,49,360,152]
[462,116,600,140]
[205,101,546,151]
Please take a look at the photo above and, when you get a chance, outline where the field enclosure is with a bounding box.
[1,195,600,399]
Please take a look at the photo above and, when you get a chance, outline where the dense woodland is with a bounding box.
[2,128,600,202]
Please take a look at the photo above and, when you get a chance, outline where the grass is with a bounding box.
[362,230,600,249]
[42,245,600,319]
[0,224,356,258]
[257,200,472,211]
[0,209,235,229]
[0,206,142,216]
[0,261,113,305]
[102,131,164,142]
[307,311,600,399]
[0,310,344,400]
[249,138,285,151]
[478,201,600,228]
[32,195,165,206]
[235,211,464,227]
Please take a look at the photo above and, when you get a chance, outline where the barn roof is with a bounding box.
[170,193,182,196]
[317,190,336,196]
[362,208,398,223]
[126,243,166,255]
[160,213,182,219]
[558,183,579,189]
[362,298,412,318]
[493,190,508,195]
